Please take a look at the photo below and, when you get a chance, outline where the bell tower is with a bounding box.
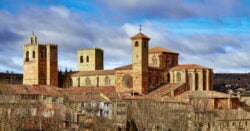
[23,33,58,86]
[131,29,150,94]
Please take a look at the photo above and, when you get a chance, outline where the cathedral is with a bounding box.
[23,31,213,95]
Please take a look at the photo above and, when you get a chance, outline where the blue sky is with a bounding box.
[0,0,250,73]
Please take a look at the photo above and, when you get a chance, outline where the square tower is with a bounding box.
[77,47,103,71]
[23,34,58,86]
[131,33,150,94]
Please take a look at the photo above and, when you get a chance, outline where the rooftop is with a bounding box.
[149,46,179,54]
[130,33,150,40]
[170,64,211,70]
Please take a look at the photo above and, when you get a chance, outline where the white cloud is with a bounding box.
[0,5,250,73]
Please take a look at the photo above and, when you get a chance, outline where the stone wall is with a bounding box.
[72,74,115,87]
[77,48,103,71]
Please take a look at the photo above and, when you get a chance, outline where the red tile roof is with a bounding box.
[71,70,115,76]
[60,86,116,94]
[115,64,163,71]
[65,94,111,102]
[170,64,211,70]
[2,85,63,96]
[149,46,179,54]
[130,33,150,40]
[115,64,132,70]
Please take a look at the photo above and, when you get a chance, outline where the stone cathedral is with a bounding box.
[23,31,213,95]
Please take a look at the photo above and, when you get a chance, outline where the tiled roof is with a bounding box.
[71,70,115,76]
[115,64,132,70]
[149,46,179,54]
[115,64,163,71]
[65,94,111,102]
[1,85,63,96]
[146,83,185,98]
[130,33,150,40]
[60,86,116,94]
[170,64,211,70]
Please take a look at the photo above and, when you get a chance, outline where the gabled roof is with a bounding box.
[60,86,116,94]
[115,64,132,70]
[71,70,115,76]
[1,85,63,96]
[149,46,179,54]
[170,64,211,70]
[114,64,163,71]
[130,33,150,40]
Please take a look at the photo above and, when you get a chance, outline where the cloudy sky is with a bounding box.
[0,0,250,73]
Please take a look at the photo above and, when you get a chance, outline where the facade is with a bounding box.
[69,32,213,95]
[23,34,58,86]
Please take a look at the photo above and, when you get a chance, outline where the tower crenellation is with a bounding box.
[23,33,58,86]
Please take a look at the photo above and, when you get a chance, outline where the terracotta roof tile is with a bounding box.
[130,33,150,40]
[170,64,211,70]
[66,94,111,102]
[146,83,185,98]
[61,86,116,94]
[115,64,163,71]
[149,46,179,54]
[115,64,132,70]
[71,70,115,76]
[2,85,63,96]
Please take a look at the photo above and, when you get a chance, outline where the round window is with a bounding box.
[122,74,133,89]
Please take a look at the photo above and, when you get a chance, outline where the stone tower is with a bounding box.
[77,47,103,71]
[23,33,58,86]
[131,32,150,94]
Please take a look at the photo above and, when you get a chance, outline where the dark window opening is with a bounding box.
[80,56,84,63]
[135,41,139,47]
[86,56,89,62]
[25,51,29,61]
[32,51,35,58]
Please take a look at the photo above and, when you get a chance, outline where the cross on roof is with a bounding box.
[139,25,142,32]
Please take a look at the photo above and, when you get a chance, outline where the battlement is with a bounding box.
[78,47,103,51]
[24,43,57,47]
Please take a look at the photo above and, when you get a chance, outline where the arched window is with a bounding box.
[32,51,35,58]
[177,72,181,82]
[105,76,110,86]
[31,37,34,44]
[86,56,89,62]
[26,51,29,61]
[85,77,91,86]
[152,55,157,65]
[135,41,139,47]
[80,56,84,63]
[188,73,193,89]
